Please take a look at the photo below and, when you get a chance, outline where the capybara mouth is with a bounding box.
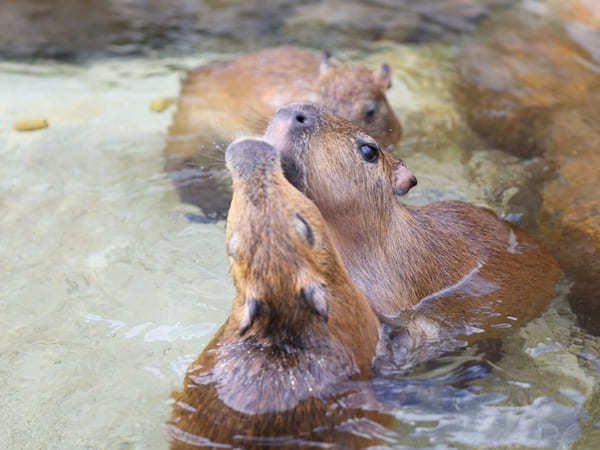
[281,155,305,192]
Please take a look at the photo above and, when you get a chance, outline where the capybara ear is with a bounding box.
[239,297,260,335]
[300,283,328,321]
[319,51,332,74]
[227,231,240,259]
[375,63,392,90]
[293,213,315,246]
[393,159,417,196]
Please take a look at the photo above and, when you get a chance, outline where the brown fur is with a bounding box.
[168,138,391,449]
[164,47,402,218]
[265,102,560,350]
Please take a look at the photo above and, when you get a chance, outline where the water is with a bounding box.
[1,0,599,448]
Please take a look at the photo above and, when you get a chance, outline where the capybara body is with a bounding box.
[266,102,560,350]
[168,138,390,449]
[164,46,402,219]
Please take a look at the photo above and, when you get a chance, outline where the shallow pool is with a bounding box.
[1,1,599,448]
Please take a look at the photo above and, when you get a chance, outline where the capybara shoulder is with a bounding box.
[164,46,403,218]
[168,138,388,449]
[265,102,559,348]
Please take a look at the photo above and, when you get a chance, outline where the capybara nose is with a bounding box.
[274,103,318,131]
[225,138,278,178]
[266,104,319,151]
[291,110,312,129]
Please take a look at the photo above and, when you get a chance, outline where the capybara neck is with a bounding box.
[324,199,474,310]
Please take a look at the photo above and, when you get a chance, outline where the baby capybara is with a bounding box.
[168,138,391,449]
[265,102,560,352]
[164,46,403,219]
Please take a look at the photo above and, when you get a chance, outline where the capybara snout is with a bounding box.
[225,137,279,180]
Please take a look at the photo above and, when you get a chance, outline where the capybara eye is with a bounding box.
[364,102,377,122]
[359,143,379,163]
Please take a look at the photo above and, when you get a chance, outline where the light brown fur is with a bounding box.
[265,102,560,350]
[168,138,390,449]
[164,46,402,218]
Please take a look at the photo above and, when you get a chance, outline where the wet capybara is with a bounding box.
[266,102,560,352]
[168,138,392,449]
[164,46,403,219]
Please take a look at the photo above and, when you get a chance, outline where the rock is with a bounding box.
[516,293,599,398]
[537,105,600,335]
[557,0,600,28]
[369,45,549,228]
[13,118,48,131]
[0,0,302,59]
[455,6,600,157]
[455,1,600,335]
[282,1,420,47]
[283,0,514,47]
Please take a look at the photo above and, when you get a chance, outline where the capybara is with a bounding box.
[164,46,403,219]
[168,138,392,449]
[265,102,560,351]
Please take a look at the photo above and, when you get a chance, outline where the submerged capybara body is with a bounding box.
[164,46,403,219]
[168,138,391,449]
[266,102,560,350]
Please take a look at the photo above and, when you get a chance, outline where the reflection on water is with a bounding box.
[1,0,599,448]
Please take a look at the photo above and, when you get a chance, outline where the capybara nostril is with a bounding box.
[265,104,320,163]
[273,104,318,131]
[288,108,314,129]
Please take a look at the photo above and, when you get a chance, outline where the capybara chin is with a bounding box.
[265,102,560,350]
[168,138,390,449]
[164,46,403,219]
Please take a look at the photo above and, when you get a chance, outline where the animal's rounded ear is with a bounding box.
[293,213,314,246]
[239,297,261,335]
[393,159,417,196]
[227,230,240,259]
[319,51,332,74]
[375,63,392,90]
[300,282,328,321]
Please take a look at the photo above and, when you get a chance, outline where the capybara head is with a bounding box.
[316,53,402,149]
[225,137,353,342]
[264,102,416,223]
